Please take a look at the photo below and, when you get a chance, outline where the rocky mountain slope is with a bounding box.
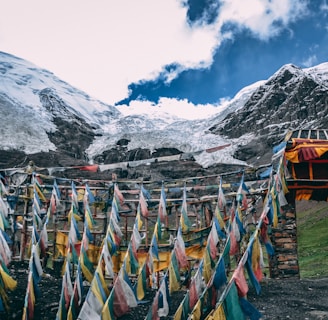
[209,63,328,165]
[1,51,328,180]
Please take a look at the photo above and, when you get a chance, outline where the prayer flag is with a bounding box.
[158,183,167,223]
[71,182,79,208]
[174,292,190,320]
[169,251,181,294]
[112,271,137,318]
[136,208,143,231]
[145,291,159,320]
[153,216,162,241]
[236,174,249,210]
[233,265,248,297]
[245,236,261,295]
[180,185,191,233]
[0,230,12,265]
[158,274,169,317]
[0,263,17,291]
[102,243,114,278]
[150,233,159,261]
[78,289,103,320]
[218,178,227,210]
[189,262,204,309]
[203,246,213,283]
[84,183,95,204]
[79,245,94,283]
[207,221,219,260]
[139,188,149,218]
[101,290,114,320]
[114,183,125,207]
[223,281,244,320]
[239,297,262,320]
[211,257,227,290]
[69,213,81,244]
[84,203,96,230]
[134,262,148,301]
[175,227,188,269]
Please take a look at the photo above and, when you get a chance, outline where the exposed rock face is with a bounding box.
[208,64,328,165]
[39,88,97,161]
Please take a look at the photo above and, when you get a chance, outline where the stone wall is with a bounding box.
[269,190,300,278]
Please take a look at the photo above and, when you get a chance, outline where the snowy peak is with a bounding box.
[304,62,328,88]
[0,51,122,154]
[0,51,121,125]
[0,50,328,172]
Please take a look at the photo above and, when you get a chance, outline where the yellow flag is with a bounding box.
[174,303,183,320]
[169,252,180,294]
[190,299,202,320]
[203,249,212,283]
[252,236,261,271]
[215,205,225,229]
[0,265,17,291]
[96,265,109,296]
[212,303,226,319]
[67,308,73,320]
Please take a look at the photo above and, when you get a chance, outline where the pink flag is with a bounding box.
[233,265,249,297]
[139,191,149,218]
[174,228,188,269]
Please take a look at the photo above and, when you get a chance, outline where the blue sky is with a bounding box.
[1,0,328,119]
[120,0,328,105]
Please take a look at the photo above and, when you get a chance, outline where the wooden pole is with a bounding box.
[20,186,29,261]
[145,217,149,248]
[175,204,179,232]
[93,189,97,217]
[125,215,128,243]
[53,213,57,268]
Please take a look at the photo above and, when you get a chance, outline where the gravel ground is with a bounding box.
[2,261,328,320]
[248,277,328,320]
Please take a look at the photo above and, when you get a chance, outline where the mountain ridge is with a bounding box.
[1,51,328,180]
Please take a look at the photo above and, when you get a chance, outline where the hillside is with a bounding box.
[296,200,328,278]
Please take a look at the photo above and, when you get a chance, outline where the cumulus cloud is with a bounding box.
[215,0,308,40]
[0,0,309,107]
[117,97,224,120]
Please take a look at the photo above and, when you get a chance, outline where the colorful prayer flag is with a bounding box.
[169,251,181,294]
[180,185,191,233]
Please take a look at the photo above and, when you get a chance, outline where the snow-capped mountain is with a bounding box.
[1,51,328,177]
[209,63,328,150]
[0,51,257,170]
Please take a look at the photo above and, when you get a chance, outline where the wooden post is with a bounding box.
[125,215,128,243]
[20,186,29,261]
[175,204,179,232]
[53,213,57,268]
[93,189,98,217]
[145,217,148,248]
[165,214,169,229]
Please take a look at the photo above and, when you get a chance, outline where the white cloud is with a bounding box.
[301,55,318,68]
[217,0,308,40]
[117,97,224,120]
[321,0,328,12]
[0,0,309,108]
